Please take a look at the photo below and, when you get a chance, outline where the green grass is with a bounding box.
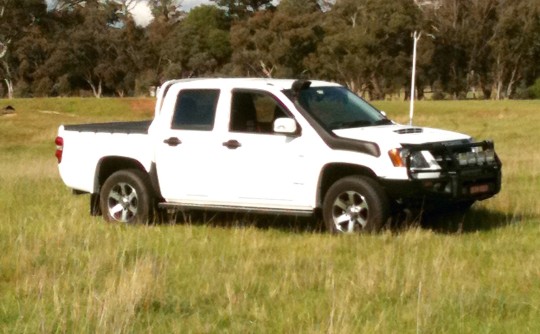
[1,98,539,333]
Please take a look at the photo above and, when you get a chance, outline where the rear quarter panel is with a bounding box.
[57,126,152,193]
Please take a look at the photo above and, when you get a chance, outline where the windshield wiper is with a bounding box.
[330,120,372,129]
[330,118,392,129]
[374,118,393,125]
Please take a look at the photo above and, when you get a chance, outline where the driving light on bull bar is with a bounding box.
[485,150,496,164]
[457,149,496,166]
[476,151,487,164]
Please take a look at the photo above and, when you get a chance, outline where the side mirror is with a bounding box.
[273,118,297,134]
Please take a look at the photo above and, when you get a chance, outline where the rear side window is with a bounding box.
[171,89,220,130]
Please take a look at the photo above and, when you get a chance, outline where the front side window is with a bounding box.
[171,89,219,130]
[284,86,391,131]
[230,90,290,134]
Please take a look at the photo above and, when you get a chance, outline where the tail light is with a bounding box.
[55,136,64,163]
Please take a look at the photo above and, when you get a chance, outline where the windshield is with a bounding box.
[285,86,391,130]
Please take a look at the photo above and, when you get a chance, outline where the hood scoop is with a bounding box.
[394,128,423,134]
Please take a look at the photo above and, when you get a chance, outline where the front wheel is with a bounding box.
[100,169,154,224]
[322,175,390,234]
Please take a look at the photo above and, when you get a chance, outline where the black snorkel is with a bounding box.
[291,79,312,99]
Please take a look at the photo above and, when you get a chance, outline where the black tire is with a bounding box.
[99,169,154,224]
[322,175,390,234]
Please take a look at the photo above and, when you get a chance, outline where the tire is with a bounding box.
[99,169,154,224]
[322,175,390,234]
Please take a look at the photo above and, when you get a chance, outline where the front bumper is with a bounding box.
[381,140,502,204]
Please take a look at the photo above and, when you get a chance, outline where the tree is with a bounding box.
[160,5,231,78]
[211,0,274,20]
[12,23,52,96]
[1,0,540,99]
[149,0,184,23]
[42,0,130,97]
[307,0,422,99]
[423,0,498,98]
[47,0,86,11]
[229,0,323,78]
[0,0,48,98]
[424,0,540,99]
[111,0,141,17]
[488,1,540,99]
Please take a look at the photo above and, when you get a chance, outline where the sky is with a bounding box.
[45,0,213,26]
[132,0,213,26]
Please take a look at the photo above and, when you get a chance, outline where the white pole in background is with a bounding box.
[409,31,421,126]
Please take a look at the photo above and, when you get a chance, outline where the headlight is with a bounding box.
[409,151,431,168]
[388,148,440,169]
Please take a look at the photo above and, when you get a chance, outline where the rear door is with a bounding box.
[154,88,228,203]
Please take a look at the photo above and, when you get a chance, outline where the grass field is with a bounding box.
[0,98,539,333]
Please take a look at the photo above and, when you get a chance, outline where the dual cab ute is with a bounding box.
[56,78,501,233]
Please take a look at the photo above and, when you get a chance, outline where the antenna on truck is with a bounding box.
[409,31,422,126]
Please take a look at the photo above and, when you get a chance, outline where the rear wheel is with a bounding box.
[100,169,154,224]
[323,175,390,234]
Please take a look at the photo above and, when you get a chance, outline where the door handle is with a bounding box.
[163,137,182,146]
[222,139,241,149]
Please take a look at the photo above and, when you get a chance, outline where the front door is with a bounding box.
[221,89,314,209]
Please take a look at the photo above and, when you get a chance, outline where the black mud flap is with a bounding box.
[90,193,102,216]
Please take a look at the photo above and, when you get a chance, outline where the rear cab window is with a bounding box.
[171,89,220,131]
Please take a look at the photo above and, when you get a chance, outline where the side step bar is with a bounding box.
[159,202,315,217]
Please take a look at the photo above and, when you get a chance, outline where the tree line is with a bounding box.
[1,0,539,100]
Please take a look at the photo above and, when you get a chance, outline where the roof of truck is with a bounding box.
[160,78,341,91]
[154,78,342,116]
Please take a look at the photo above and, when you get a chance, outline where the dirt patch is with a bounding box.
[129,99,155,117]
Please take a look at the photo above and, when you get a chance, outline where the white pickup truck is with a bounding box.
[55,78,501,233]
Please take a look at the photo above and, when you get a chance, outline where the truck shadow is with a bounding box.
[162,207,520,235]
[162,210,324,234]
[405,207,522,234]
